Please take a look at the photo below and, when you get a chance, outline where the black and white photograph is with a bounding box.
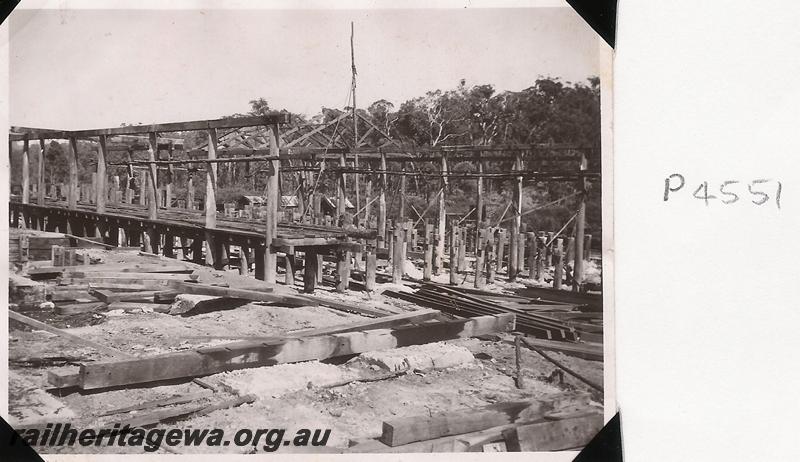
[4,1,612,456]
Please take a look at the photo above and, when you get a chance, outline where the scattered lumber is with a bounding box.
[183,309,440,341]
[302,295,395,317]
[10,355,87,368]
[114,394,256,428]
[28,262,192,276]
[348,423,520,453]
[286,308,439,337]
[63,271,192,280]
[9,310,134,359]
[90,289,180,304]
[168,282,320,308]
[502,411,603,451]
[58,279,173,291]
[516,285,601,312]
[521,337,603,362]
[46,371,80,389]
[379,392,590,446]
[53,313,514,390]
[107,302,171,313]
[97,390,214,417]
[385,283,578,341]
[54,301,108,315]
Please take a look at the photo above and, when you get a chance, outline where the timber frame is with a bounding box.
[9,113,600,292]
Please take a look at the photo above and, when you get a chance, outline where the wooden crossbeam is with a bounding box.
[70,313,514,390]
[9,114,291,141]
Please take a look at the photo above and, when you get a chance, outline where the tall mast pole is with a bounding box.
[351,21,360,218]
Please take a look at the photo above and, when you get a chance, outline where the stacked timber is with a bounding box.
[9,229,69,263]
[385,283,589,342]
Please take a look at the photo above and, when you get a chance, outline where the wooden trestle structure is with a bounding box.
[8,113,600,293]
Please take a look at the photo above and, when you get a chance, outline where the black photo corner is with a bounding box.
[567,0,617,48]
[0,414,46,462]
[573,412,622,462]
[0,0,21,25]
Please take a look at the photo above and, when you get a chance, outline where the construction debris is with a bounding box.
[8,227,603,454]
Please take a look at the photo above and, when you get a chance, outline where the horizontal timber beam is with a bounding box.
[8,114,290,141]
[71,313,515,390]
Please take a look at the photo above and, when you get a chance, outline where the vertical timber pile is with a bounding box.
[554,237,564,289]
[423,220,433,281]
[96,135,108,237]
[435,154,448,275]
[146,132,159,220]
[66,137,79,234]
[21,139,30,204]
[165,142,174,208]
[399,164,406,220]
[337,151,346,224]
[573,151,588,292]
[449,219,458,285]
[205,128,219,267]
[377,152,388,248]
[364,163,373,227]
[392,226,404,284]
[264,124,280,283]
[508,151,523,281]
[475,151,484,251]
[67,137,79,210]
[37,139,46,205]
[187,169,195,210]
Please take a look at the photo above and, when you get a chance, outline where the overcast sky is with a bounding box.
[10,7,599,129]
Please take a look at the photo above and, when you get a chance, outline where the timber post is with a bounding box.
[263,123,281,283]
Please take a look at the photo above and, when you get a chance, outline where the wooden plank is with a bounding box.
[76,313,514,390]
[55,301,108,315]
[302,295,392,317]
[184,309,439,342]
[502,412,603,451]
[97,390,214,417]
[168,281,314,308]
[8,310,133,359]
[64,271,191,280]
[28,262,191,276]
[348,424,515,453]
[90,289,178,303]
[11,114,290,140]
[58,279,174,290]
[288,308,439,337]
[46,371,80,389]
[519,338,603,361]
[117,394,256,428]
[107,302,171,313]
[379,392,590,446]
[49,288,96,302]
